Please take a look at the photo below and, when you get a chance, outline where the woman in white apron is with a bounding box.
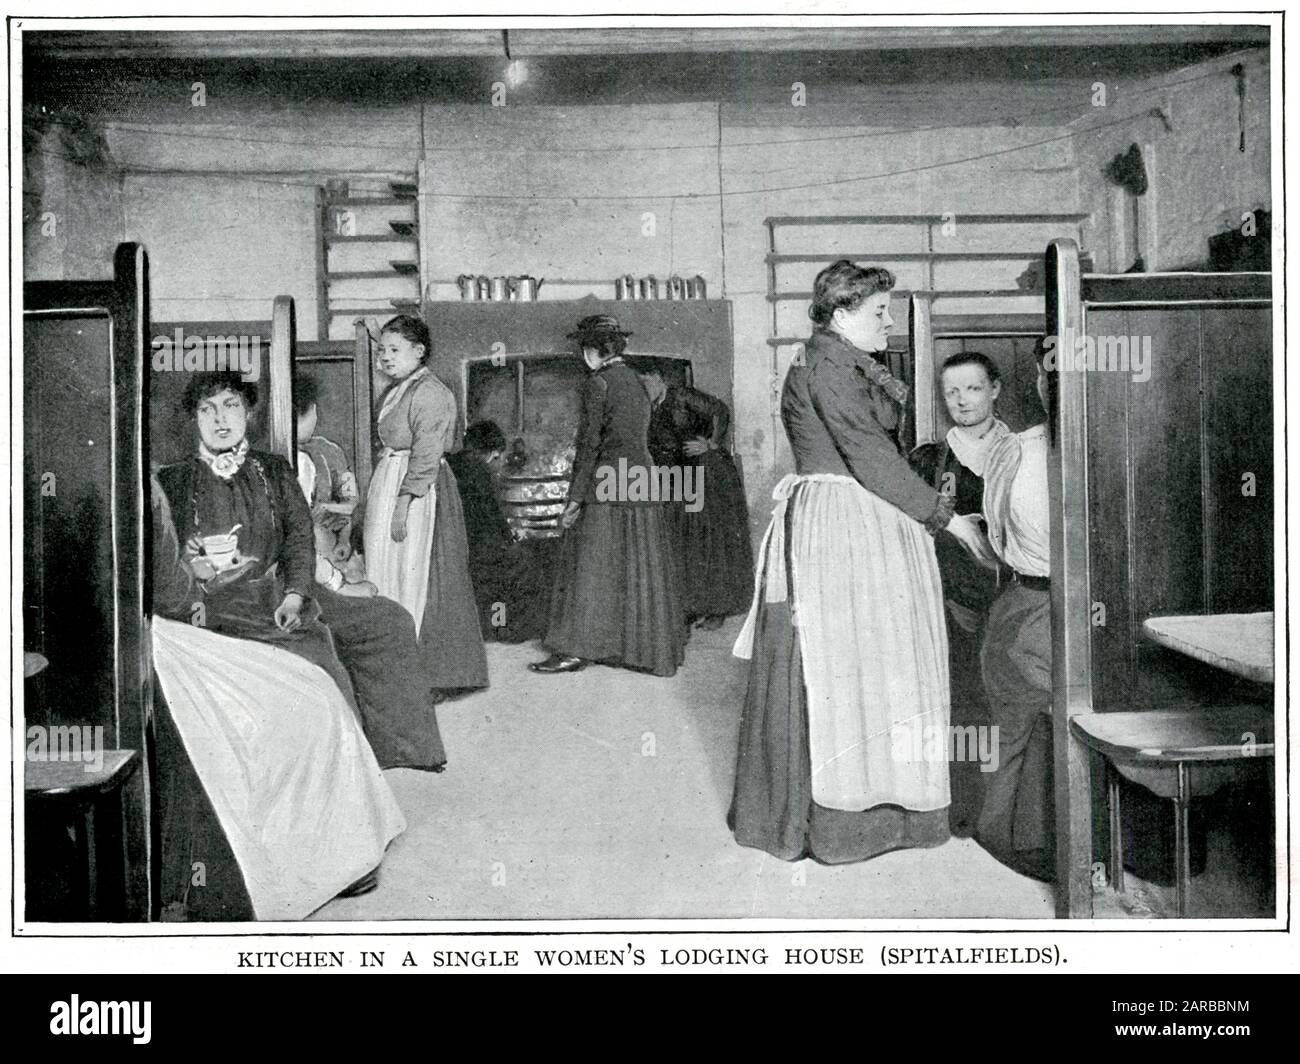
[363,315,488,692]
[729,260,996,863]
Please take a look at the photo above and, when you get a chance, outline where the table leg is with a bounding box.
[1108,765,1125,894]
[82,802,98,920]
[1174,762,1191,918]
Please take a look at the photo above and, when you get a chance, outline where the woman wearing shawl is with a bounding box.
[155,370,447,772]
[909,352,1011,836]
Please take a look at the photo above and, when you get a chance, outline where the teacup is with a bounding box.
[200,532,240,571]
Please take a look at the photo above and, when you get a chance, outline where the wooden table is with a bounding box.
[1142,612,1274,684]
[25,750,141,920]
[1071,614,1274,917]
[1071,708,1272,917]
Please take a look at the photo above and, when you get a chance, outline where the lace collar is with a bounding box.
[197,438,249,480]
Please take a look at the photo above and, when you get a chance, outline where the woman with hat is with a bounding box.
[531,314,686,676]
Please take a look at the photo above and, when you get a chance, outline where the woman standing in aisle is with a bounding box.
[729,260,996,863]
[530,314,686,677]
[363,314,488,693]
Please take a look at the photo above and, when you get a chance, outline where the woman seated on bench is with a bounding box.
[977,338,1053,881]
[150,474,405,917]
[155,371,447,771]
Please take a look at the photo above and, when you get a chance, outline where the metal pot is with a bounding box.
[513,275,544,302]
[490,276,511,301]
[457,274,480,301]
[475,276,492,301]
[639,275,659,301]
[666,275,685,300]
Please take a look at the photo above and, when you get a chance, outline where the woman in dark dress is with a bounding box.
[909,352,1010,837]
[149,473,405,916]
[729,261,996,864]
[156,371,447,772]
[447,419,551,643]
[637,368,755,630]
[531,315,686,677]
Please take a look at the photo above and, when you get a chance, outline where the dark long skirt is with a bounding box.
[681,450,755,617]
[200,573,359,716]
[418,462,490,690]
[315,585,447,770]
[544,501,686,676]
[728,592,950,864]
[947,612,991,838]
[473,540,554,643]
[976,583,1054,881]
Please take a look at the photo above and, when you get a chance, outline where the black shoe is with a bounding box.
[695,614,726,631]
[337,867,379,898]
[529,653,589,673]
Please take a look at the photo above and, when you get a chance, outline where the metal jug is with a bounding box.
[513,275,544,302]
[620,274,638,300]
[666,275,685,300]
[490,276,511,302]
[457,274,480,301]
[475,276,492,301]
[640,275,659,301]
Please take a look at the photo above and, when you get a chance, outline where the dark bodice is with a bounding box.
[447,451,514,562]
[567,359,657,505]
[781,329,945,527]
[156,450,317,599]
[910,439,1001,612]
[646,384,730,467]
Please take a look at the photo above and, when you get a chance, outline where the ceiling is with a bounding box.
[26,24,1270,61]
[23,25,1268,115]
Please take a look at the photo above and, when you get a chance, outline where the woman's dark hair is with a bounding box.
[182,371,258,415]
[628,358,663,378]
[293,373,320,417]
[581,332,627,360]
[380,314,432,362]
[940,351,1001,386]
[464,419,507,454]
[809,260,896,327]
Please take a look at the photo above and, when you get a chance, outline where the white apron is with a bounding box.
[735,473,951,813]
[151,617,406,920]
[363,371,438,638]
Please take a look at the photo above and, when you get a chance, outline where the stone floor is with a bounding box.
[313,617,1269,923]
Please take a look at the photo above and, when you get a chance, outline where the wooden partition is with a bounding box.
[23,242,153,918]
[294,325,376,502]
[1044,239,1273,915]
[148,296,295,469]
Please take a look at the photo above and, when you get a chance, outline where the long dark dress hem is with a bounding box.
[728,594,950,864]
